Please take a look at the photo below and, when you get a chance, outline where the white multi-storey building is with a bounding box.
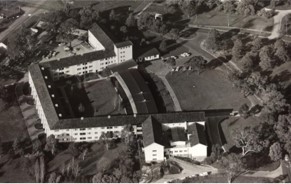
[28,22,232,163]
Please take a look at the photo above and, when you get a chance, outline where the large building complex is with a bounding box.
[28,23,231,163]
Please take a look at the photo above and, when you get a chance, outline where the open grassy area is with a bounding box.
[48,142,127,176]
[84,78,125,116]
[166,70,249,111]
[0,100,29,142]
[220,116,261,151]
[193,10,274,31]
[0,157,35,183]
[174,173,275,183]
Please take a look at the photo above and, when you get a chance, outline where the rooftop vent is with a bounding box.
[58,113,62,117]
[55,104,58,107]
[80,117,84,120]
[142,99,147,102]
[48,85,51,88]
[41,67,45,71]
[133,113,137,118]
[139,91,144,94]
[108,115,111,119]
[51,94,55,98]
[44,76,48,79]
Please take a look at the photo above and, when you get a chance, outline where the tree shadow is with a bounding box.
[272,70,291,84]
[179,27,198,38]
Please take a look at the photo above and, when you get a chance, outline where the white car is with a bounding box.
[170,55,178,60]
[180,52,190,57]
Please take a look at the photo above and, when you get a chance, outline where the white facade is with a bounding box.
[190,144,207,161]
[144,54,159,61]
[88,30,105,51]
[144,143,164,163]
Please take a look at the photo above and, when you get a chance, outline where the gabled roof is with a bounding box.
[118,69,158,114]
[115,41,133,48]
[29,64,59,128]
[89,23,114,50]
[138,48,160,59]
[107,59,137,73]
[188,123,207,146]
[171,127,187,142]
[142,116,164,147]
[41,50,116,70]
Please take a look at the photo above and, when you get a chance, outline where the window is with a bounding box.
[179,150,183,152]
[83,63,87,65]
[80,137,86,140]
[77,68,81,71]
[74,133,78,135]
[88,137,92,139]
[152,150,157,152]
[80,128,85,131]
[95,132,98,134]
[153,158,157,161]
[80,133,86,135]
[152,154,157,156]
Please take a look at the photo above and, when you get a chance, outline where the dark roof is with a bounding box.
[171,127,187,142]
[138,48,160,58]
[115,41,133,48]
[41,50,116,69]
[89,23,114,50]
[118,69,158,114]
[142,116,164,147]
[188,123,207,146]
[28,64,59,128]
[53,111,207,129]
[107,59,137,73]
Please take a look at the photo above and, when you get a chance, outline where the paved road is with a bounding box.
[265,8,291,39]
[0,0,47,42]
[155,157,218,183]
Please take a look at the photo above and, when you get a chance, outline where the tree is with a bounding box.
[261,87,288,114]
[218,153,245,183]
[274,40,290,62]
[232,39,243,61]
[159,40,167,53]
[240,53,254,73]
[222,0,236,14]
[186,56,207,74]
[239,103,249,118]
[275,114,291,144]
[166,57,176,67]
[232,126,264,156]
[259,45,275,70]
[33,139,42,153]
[236,0,256,16]
[79,7,96,29]
[120,26,128,34]
[58,18,78,48]
[269,142,282,161]
[0,137,3,156]
[125,13,136,27]
[45,135,57,155]
[252,37,263,51]
[12,137,23,156]
[169,28,180,40]
[204,29,221,52]
[109,9,117,21]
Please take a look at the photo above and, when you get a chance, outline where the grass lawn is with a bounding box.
[166,69,249,111]
[84,78,125,116]
[0,100,29,142]
[193,10,274,31]
[220,116,261,151]
[0,157,35,183]
[174,173,274,183]
[48,142,127,176]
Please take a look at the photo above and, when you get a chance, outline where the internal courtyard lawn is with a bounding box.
[166,70,250,111]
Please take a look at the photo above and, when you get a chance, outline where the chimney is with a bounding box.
[55,104,58,107]
[80,117,84,120]
[51,94,55,98]
[108,115,111,119]
[44,76,48,79]
[58,113,62,117]
[133,113,137,118]
[41,67,45,70]
[48,85,51,88]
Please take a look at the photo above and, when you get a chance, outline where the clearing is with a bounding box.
[0,99,29,142]
[166,70,249,111]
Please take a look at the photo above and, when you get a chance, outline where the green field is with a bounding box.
[0,100,29,142]
[193,10,274,31]
[166,70,250,111]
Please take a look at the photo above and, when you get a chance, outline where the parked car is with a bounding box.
[180,52,191,57]
[170,55,178,60]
